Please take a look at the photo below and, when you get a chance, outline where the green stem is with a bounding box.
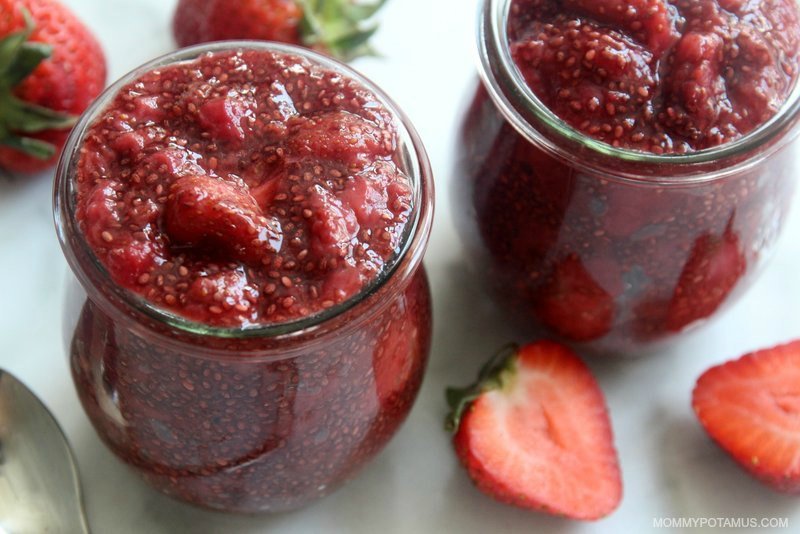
[444,344,520,433]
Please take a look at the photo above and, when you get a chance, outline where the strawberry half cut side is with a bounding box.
[445,341,622,520]
[0,10,76,162]
[693,340,800,493]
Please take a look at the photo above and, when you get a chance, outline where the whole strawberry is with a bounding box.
[173,0,387,61]
[446,341,622,520]
[0,0,106,174]
[693,340,800,493]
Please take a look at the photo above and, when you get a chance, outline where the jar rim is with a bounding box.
[478,0,800,182]
[54,41,434,341]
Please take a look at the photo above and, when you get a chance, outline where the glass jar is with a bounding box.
[453,0,800,355]
[54,42,434,513]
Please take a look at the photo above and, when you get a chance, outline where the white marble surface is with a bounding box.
[1,0,800,532]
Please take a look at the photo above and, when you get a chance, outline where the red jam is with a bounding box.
[508,0,800,152]
[61,47,432,512]
[454,0,800,353]
[74,49,413,327]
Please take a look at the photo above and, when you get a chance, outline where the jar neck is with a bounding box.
[478,0,800,184]
[54,42,434,350]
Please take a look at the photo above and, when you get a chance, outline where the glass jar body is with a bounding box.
[63,266,431,512]
[454,84,799,354]
[54,41,436,514]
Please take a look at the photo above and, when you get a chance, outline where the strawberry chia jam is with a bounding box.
[55,43,433,512]
[455,0,800,353]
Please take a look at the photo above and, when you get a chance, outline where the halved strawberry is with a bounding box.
[173,0,388,62]
[692,341,800,493]
[446,341,622,520]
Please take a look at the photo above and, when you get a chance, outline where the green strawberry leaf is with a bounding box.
[0,7,36,79]
[0,31,31,80]
[0,8,76,162]
[343,0,388,22]
[320,0,339,22]
[328,26,379,61]
[0,133,55,159]
[297,0,389,61]
[2,96,76,133]
[6,42,52,87]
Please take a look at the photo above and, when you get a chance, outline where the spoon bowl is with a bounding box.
[0,369,89,534]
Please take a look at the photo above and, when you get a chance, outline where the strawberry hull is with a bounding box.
[55,43,434,512]
[454,0,800,354]
[0,0,106,173]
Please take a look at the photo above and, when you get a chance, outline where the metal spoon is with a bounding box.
[0,369,89,534]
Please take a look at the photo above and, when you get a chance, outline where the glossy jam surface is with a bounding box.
[74,49,413,327]
[509,0,800,152]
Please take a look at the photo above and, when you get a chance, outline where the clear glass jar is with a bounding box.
[454,0,800,355]
[54,42,434,513]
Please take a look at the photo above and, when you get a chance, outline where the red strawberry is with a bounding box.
[693,341,800,493]
[173,0,388,61]
[666,220,746,331]
[535,255,615,342]
[446,341,622,520]
[0,0,106,173]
